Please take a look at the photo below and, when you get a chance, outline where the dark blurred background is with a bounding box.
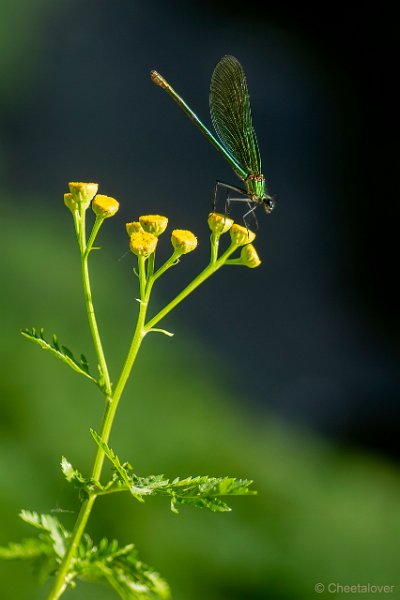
[1,2,399,599]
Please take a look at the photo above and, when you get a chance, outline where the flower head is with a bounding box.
[126,221,143,236]
[229,224,256,246]
[139,215,168,237]
[64,192,78,214]
[171,229,198,255]
[92,194,119,219]
[208,212,234,235]
[68,182,98,209]
[240,243,261,268]
[129,231,158,257]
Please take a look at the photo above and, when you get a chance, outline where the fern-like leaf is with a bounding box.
[90,433,256,513]
[0,511,68,584]
[21,327,97,386]
[1,512,170,599]
[76,536,170,599]
[19,510,69,558]
[0,537,51,560]
[164,475,256,513]
[90,430,143,500]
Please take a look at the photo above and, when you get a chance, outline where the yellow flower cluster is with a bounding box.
[127,215,198,258]
[63,184,261,269]
[64,182,119,219]
[207,212,261,268]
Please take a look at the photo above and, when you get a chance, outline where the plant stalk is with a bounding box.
[47,235,237,599]
[47,252,150,599]
[145,242,238,331]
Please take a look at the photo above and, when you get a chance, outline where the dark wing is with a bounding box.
[209,55,261,176]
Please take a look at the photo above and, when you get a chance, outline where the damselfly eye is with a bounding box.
[263,197,275,214]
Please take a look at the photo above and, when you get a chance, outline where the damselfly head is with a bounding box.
[262,196,275,214]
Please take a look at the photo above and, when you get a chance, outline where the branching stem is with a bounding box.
[47,225,240,599]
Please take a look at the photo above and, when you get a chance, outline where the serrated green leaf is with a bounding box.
[60,456,102,498]
[19,509,51,530]
[90,434,256,512]
[1,512,170,598]
[1,511,69,585]
[164,475,255,513]
[19,510,68,559]
[171,495,231,514]
[0,537,52,560]
[90,430,143,500]
[0,534,58,586]
[21,327,98,386]
[61,456,81,483]
[76,536,170,599]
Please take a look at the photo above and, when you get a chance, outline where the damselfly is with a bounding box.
[151,55,275,224]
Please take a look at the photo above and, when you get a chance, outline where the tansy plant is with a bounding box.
[0,181,262,599]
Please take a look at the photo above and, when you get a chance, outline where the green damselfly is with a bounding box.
[151,55,275,224]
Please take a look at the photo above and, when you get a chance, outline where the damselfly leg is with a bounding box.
[212,180,248,213]
[212,182,258,229]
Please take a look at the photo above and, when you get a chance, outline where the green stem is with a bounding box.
[79,213,112,398]
[47,251,150,600]
[47,235,238,599]
[147,251,155,279]
[91,292,148,480]
[151,251,180,284]
[138,256,147,299]
[210,233,220,265]
[81,257,112,396]
[47,496,96,600]
[85,216,104,257]
[47,212,112,599]
[145,243,238,331]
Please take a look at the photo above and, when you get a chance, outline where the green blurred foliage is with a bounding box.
[1,199,400,599]
[0,0,56,102]
[0,1,66,184]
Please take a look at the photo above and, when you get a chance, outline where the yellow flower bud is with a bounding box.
[64,192,78,213]
[229,224,256,246]
[240,244,261,268]
[139,215,168,236]
[129,231,158,257]
[207,212,234,235]
[68,182,99,209]
[92,194,119,219]
[171,229,198,255]
[126,221,143,236]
